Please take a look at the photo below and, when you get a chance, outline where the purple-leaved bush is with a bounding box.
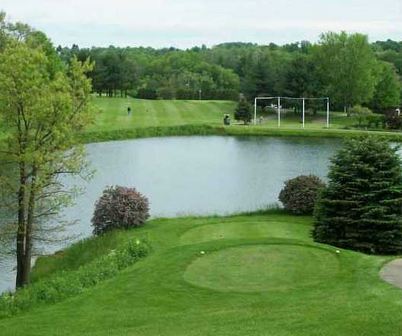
[92,186,150,235]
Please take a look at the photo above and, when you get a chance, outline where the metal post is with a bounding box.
[277,97,281,128]
[302,98,305,129]
[254,98,257,125]
[326,98,330,128]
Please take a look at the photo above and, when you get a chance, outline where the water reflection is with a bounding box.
[0,136,341,293]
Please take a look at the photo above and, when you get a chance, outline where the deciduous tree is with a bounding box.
[371,62,401,112]
[315,32,378,114]
[0,36,94,288]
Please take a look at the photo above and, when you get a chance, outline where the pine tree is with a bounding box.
[234,97,252,124]
[313,137,402,254]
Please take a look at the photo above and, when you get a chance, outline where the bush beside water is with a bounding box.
[92,186,150,235]
[279,175,326,215]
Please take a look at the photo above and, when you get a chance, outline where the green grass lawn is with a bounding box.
[3,97,400,142]
[91,97,355,131]
[84,97,402,143]
[90,97,235,131]
[1,211,401,336]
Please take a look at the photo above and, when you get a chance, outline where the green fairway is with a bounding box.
[83,97,402,143]
[2,96,394,144]
[90,97,235,131]
[1,212,401,336]
[91,97,354,131]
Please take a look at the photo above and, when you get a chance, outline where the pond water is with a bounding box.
[0,136,342,293]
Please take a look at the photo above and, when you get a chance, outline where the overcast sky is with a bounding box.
[1,0,402,48]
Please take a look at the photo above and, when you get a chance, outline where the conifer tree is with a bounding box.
[234,96,252,124]
[313,137,402,254]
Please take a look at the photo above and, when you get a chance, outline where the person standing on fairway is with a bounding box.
[127,106,132,116]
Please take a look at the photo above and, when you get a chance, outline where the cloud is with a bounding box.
[1,0,402,48]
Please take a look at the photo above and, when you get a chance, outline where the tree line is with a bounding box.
[58,34,402,113]
[58,45,240,101]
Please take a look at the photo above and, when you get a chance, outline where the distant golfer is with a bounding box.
[127,106,132,116]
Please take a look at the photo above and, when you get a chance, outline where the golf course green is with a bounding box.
[1,212,401,335]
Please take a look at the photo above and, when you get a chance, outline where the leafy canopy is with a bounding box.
[315,32,378,111]
[0,23,94,287]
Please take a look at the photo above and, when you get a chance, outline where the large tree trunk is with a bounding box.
[23,167,38,286]
[16,223,27,287]
[16,163,28,288]
[15,164,37,288]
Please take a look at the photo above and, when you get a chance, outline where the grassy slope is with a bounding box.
[90,97,235,131]
[1,212,401,336]
[81,97,402,143]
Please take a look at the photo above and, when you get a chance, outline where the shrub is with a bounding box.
[384,109,402,130]
[136,87,157,100]
[0,239,150,318]
[313,137,402,254]
[92,186,150,235]
[278,175,325,215]
[350,105,372,127]
[366,114,385,129]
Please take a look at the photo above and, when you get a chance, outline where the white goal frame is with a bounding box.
[253,96,330,128]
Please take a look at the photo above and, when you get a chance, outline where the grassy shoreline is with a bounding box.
[78,123,402,144]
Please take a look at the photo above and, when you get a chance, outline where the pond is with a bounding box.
[0,136,342,293]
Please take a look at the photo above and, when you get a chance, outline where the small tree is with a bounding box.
[234,96,252,124]
[313,137,402,254]
[92,186,150,235]
[371,62,401,112]
[350,105,372,127]
[279,175,325,215]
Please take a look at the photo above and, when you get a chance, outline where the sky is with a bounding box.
[1,0,402,49]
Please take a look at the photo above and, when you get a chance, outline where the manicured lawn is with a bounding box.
[1,211,401,335]
[91,97,355,131]
[84,97,402,143]
[90,97,235,131]
[2,97,402,143]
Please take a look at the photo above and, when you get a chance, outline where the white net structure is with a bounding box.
[253,96,330,128]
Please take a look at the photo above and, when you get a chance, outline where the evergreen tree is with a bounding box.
[234,96,252,124]
[313,137,402,254]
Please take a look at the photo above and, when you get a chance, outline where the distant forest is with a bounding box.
[58,34,402,112]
